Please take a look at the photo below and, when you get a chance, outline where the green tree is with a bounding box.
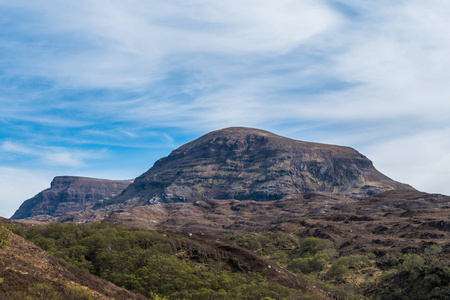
[401,254,424,273]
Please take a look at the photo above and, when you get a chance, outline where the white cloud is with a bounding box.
[0,167,53,218]
[362,127,450,195]
[318,1,450,121]
[0,141,34,155]
[71,1,450,131]
[1,141,107,167]
[0,0,341,89]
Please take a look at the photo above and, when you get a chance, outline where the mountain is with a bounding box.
[11,176,133,220]
[11,127,413,223]
[106,127,413,208]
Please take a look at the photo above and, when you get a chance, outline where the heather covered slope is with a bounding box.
[11,221,327,300]
[11,220,450,300]
[108,127,413,207]
[12,176,132,220]
[0,219,147,300]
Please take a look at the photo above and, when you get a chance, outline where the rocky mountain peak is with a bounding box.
[107,127,413,207]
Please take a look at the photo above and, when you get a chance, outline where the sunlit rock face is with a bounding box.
[108,127,413,207]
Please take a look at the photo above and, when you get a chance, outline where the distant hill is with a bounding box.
[11,176,132,220]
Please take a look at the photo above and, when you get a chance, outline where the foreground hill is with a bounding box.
[101,189,450,254]
[15,188,450,257]
[11,220,450,299]
[0,219,147,299]
[12,176,133,220]
[9,221,332,300]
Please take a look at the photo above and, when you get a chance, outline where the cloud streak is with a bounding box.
[1,141,106,167]
[0,0,341,90]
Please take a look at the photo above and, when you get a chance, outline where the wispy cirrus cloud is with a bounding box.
[0,141,107,167]
[0,0,341,90]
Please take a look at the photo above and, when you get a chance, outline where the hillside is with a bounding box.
[9,221,332,300]
[0,218,147,300]
[10,220,450,299]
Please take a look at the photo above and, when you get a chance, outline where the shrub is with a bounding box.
[327,255,371,282]
[287,238,337,274]
[299,237,335,257]
[0,226,10,247]
[14,223,306,299]
[288,256,327,274]
[63,285,96,300]
[401,254,424,273]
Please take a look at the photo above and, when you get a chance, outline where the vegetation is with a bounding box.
[9,283,97,300]
[0,225,10,247]
[10,222,450,299]
[224,232,450,300]
[12,223,312,299]
[0,225,11,285]
[367,246,450,300]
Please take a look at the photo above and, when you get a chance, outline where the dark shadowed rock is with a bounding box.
[11,176,133,220]
[106,127,413,207]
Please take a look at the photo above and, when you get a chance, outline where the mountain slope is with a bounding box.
[12,176,132,220]
[108,127,413,207]
[0,219,147,299]
[12,221,334,300]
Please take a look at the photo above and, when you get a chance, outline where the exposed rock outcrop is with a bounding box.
[11,176,132,220]
[106,127,413,207]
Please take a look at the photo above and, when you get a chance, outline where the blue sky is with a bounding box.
[1,0,450,218]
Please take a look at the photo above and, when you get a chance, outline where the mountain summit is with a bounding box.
[106,127,413,207]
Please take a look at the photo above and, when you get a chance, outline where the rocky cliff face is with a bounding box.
[107,127,413,207]
[11,176,133,220]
